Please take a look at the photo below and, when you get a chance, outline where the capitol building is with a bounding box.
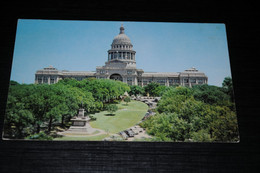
[35,25,208,87]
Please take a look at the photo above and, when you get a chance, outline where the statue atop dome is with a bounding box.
[119,23,125,34]
[112,25,132,46]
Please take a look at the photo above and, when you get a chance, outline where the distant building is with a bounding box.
[35,25,208,87]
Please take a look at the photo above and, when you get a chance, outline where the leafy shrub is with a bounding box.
[106,104,118,115]
[124,96,131,105]
[26,131,53,140]
[89,115,97,121]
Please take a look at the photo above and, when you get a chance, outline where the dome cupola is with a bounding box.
[107,24,136,63]
[112,24,132,46]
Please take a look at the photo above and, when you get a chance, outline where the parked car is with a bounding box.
[125,129,135,137]
[130,128,139,135]
[119,131,128,140]
[138,128,143,133]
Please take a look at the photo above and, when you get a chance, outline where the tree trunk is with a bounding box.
[36,124,40,133]
[17,125,23,139]
[48,117,53,133]
[61,115,64,127]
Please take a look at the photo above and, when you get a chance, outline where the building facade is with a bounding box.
[35,25,208,87]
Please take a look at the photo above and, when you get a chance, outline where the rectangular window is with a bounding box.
[157,79,165,83]
[127,77,132,81]
[198,79,204,84]
[190,79,196,83]
[43,77,48,83]
[50,78,55,84]
[127,77,132,85]
[38,78,42,84]
[156,79,165,85]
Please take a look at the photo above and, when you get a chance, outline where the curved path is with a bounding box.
[57,100,148,140]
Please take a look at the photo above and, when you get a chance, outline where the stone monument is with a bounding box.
[66,108,91,133]
[58,105,106,137]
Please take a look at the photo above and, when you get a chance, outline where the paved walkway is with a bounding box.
[58,124,107,137]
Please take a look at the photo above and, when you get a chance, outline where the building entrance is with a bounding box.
[110,74,123,82]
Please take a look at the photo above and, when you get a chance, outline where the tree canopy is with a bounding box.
[141,79,239,142]
[106,104,118,115]
[144,82,168,97]
[3,78,130,139]
[3,77,238,142]
[129,85,145,96]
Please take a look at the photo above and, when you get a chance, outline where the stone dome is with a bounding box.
[112,25,132,45]
[107,25,136,63]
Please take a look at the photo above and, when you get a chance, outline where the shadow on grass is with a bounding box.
[105,113,116,116]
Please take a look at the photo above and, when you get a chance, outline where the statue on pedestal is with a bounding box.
[67,106,91,132]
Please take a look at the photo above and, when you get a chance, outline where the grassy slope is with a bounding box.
[90,100,148,133]
[54,134,109,141]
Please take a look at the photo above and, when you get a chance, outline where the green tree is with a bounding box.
[124,96,131,105]
[4,99,34,138]
[106,104,118,115]
[26,131,53,140]
[192,84,230,106]
[222,77,234,102]
[143,83,239,142]
[141,113,190,141]
[129,85,145,96]
[190,129,212,142]
[144,82,162,96]
[4,78,132,139]
[208,106,239,142]
[10,80,20,86]
[157,86,193,114]
[4,84,36,138]
[58,78,130,106]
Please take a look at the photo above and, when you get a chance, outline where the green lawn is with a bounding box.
[54,134,109,141]
[90,100,148,133]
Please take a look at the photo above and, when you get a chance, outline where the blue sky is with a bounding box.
[11,19,231,86]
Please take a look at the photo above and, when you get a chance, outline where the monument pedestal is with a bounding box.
[66,108,91,133]
[59,108,105,136]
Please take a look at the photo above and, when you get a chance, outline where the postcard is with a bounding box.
[2,20,239,142]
